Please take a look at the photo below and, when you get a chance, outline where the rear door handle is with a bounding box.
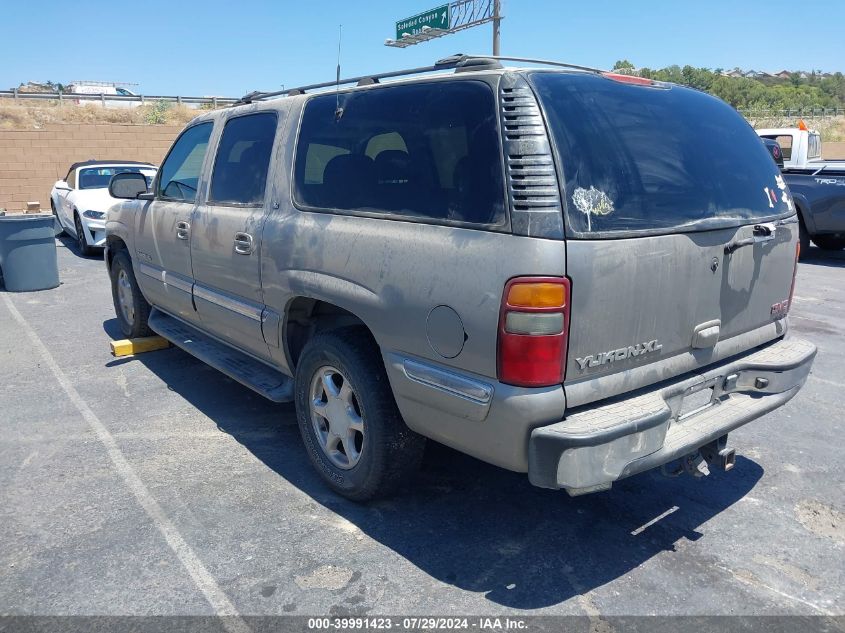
[176,221,190,240]
[234,232,254,255]
[752,223,776,239]
[724,223,777,254]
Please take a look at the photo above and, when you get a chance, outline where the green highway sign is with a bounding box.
[395,5,450,39]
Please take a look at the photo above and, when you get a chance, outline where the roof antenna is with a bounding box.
[335,24,344,121]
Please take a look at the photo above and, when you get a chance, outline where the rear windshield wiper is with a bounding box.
[724,224,775,254]
[671,217,745,232]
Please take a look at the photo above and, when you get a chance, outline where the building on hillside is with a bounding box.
[774,70,792,79]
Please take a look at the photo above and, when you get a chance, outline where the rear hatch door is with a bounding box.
[530,72,798,408]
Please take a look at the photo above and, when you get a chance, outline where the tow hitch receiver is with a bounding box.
[701,434,736,472]
[661,451,709,478]
[661,435,735,479]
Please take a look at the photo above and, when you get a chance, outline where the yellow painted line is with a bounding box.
[110,336,171,357]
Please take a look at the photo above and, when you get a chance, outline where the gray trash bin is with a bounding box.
[0,214,61,292]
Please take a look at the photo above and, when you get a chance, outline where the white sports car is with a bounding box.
[51,161,157,255]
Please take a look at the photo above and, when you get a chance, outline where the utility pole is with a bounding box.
[492,0,501,55]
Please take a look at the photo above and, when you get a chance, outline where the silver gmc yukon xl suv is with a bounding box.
[105,55,816,501]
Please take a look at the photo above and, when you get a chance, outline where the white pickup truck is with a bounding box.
[757,123,845,170]
[757,124,845,254]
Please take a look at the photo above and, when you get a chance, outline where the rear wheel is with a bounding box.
[110,250,152,338]
[811,235,845,251]
[294,327,426,501]
[74,213,95,257]
[798,216,810,259]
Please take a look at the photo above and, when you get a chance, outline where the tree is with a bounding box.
[603,60,843,112]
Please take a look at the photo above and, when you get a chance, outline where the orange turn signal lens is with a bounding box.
[507,282,566,308]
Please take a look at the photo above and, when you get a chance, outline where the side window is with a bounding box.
[209,112,277,205]
[304,144,349,184]
[775,135,793,161]
[807,134,821,159]
[67,169,77,189]
[365,132,408,159]
[293,81,505,226]
[157,122,213,202]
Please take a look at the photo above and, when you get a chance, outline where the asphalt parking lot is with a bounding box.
[1,235,843,621]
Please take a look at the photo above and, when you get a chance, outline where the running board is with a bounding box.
[148,309,294,402]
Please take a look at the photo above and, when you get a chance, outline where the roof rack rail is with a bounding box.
[472,55,606,74]
[233,54,605,105]
[233,55,471,105]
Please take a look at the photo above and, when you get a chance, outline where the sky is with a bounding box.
[1,0,843,97]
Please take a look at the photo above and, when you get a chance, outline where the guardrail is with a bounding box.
[0,89,239,108]
[3,88,843,119]
[0,89,845,119]
[740,107,845,119]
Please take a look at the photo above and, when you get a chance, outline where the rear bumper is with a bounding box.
[528,338,817,495]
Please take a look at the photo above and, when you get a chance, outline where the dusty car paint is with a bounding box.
[106,64,816,495]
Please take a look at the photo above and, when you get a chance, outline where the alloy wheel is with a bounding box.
[309,366,365,469]
[116,268,135,325]
[75,217,86,252]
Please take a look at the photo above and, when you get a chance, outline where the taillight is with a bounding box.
[600,72,655,86]
[788,241,800,312]
[498,277,571,387]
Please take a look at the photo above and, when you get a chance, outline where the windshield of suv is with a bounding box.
[79,166,155,190]
[530,72,792,237]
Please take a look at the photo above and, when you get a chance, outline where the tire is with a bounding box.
[51,199,65,236]
[798,216,810,259]
[811,235,845,251]
[110,249,153,338]
[74,213,95,257]
[294,327,426,501]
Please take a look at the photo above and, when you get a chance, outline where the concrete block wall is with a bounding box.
[0,124,182,212]
[1,124,842,213]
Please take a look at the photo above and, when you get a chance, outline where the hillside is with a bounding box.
[615,61,845,113]
[0,100,201,129]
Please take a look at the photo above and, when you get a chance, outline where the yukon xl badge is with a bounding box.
[576,340,663,371]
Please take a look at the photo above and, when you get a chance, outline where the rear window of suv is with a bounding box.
[530,72,793,237]
[293,81,506,228]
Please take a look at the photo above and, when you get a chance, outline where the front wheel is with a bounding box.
[294,328,426,501]
[74,214,95,257]
[811,235,845,251]
[110,250,152,339]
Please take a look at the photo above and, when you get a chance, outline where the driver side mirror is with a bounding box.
[109,172,151,200]
[55,180,71,191]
